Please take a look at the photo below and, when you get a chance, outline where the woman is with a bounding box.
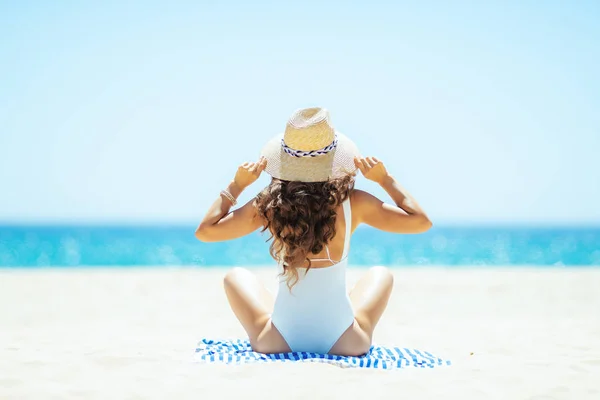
[195,107,431,357]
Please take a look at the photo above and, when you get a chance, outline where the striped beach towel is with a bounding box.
[194,338,451,370]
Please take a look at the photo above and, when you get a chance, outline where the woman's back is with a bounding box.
[271,197,354,353]
[286,193,353,269]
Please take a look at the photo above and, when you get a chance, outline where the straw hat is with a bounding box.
[260,107,361,182]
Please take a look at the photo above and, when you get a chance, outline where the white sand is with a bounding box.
[1,267,599,400]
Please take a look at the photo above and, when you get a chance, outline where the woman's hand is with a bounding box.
[354,156,389,185]
[233,156,267,190]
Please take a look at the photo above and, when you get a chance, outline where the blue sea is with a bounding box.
[1,225,599,268]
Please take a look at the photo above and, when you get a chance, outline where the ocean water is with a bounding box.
[1,225,599,268]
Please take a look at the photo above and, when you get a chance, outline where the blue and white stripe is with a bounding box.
[194,338,451,370]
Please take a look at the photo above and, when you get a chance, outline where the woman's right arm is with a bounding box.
[353,157,432,234]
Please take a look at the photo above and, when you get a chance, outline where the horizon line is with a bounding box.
[1,221,599,229]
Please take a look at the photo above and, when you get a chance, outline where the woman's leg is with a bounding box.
[223,267,290,354]
[349,266,394,335]
[329,266,394,356]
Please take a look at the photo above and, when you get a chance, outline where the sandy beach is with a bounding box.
[1,267,599,400]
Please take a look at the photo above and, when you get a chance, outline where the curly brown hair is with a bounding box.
[254,174,355,288]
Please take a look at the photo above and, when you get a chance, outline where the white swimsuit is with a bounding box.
[271,198,355,354]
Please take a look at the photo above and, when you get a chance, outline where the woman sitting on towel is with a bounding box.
[195,107,431,356]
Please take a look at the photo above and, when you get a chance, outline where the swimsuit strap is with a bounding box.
[341,197,351,259]
[309,245,334,263]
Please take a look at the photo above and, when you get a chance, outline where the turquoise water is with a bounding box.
[1,225,599,267]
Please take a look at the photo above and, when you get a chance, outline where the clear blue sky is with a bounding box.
[1,1,598,224]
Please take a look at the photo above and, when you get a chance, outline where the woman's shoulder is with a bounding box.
[350,188,375,205]
[348,189,365,214]
[349,189,382,219]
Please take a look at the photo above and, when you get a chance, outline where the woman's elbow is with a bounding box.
[421,216,433,232]
[412,215,432,233]
[194,224,214,242]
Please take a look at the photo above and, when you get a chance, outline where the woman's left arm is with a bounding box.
[194,157,267,242]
